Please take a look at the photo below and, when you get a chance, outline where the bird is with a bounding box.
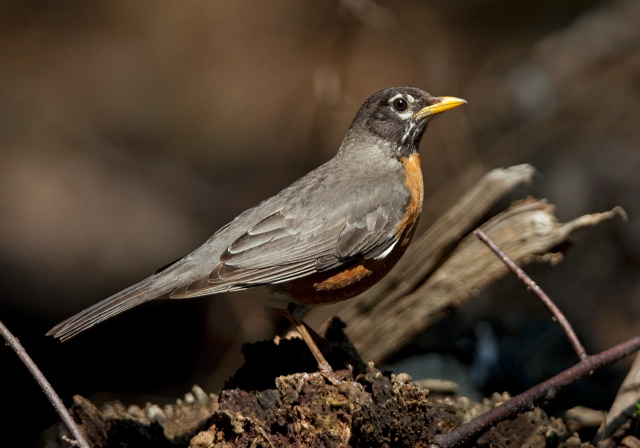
[47,87,465,382]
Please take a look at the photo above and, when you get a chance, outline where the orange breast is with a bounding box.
[394,153,423,246]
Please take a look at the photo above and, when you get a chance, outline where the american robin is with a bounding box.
[48,87,465,381]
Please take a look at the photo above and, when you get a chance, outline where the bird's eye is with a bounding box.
[392,97,408,112]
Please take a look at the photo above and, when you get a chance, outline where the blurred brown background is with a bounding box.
[1,0,639,445]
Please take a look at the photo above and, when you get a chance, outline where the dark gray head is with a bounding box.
[344,87,465,159]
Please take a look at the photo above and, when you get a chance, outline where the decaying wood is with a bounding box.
[58,366,460,448]
[339,164,625,362]
[49,323,465,448]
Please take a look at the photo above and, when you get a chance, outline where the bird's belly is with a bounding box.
[268,235,413,307]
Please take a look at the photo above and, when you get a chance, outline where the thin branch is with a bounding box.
[474,228,588,360]
[0,320,91,448]
[430,333,640,447]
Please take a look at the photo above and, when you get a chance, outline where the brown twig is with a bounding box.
[0,320,91,448]
[430,334,640,447]
[474,228,588,360]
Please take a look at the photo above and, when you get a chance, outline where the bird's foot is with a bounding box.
[317,360,343,385]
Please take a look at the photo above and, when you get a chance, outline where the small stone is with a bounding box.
[191,385,209,403]
[394,373,413,385]
[414,378,458,394]
[190,430,215,448]
[564,406,605,427]
[146,404,166,422]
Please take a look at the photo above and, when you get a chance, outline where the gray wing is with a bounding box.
[48,157,409,340]
[170,191,403,298]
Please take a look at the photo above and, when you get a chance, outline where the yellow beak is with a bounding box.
[413,96,466,120]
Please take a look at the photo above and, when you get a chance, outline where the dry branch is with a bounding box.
[0,320,91,448]
[474,228,588,361]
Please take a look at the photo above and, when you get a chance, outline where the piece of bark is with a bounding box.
[340,169,625,362]
[597,352,640,441]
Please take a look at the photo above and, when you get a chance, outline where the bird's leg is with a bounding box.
[291,319,338,381]
[280,306,342,385]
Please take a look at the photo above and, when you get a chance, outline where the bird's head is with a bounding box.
[346,87,466,159]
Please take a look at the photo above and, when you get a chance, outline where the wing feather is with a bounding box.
[171,200,401,299]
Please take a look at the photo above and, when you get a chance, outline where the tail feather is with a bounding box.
[47,274,174,341]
